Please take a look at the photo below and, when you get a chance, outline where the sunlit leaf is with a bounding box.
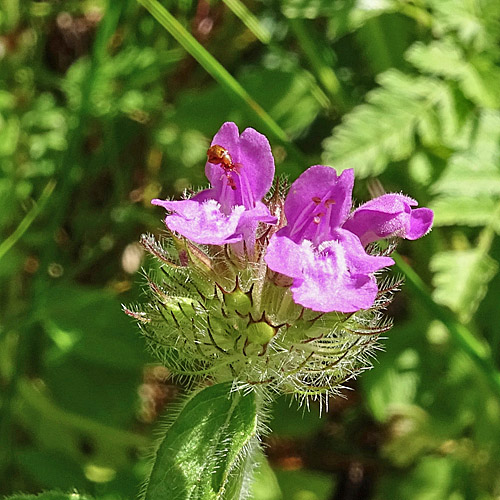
[431,249,498,321]
[143,382,258,500]
[322,70,447,177]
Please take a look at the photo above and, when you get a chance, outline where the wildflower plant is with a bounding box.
[125,122,433,499]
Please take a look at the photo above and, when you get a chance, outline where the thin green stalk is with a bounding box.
[394,253,500,400]
[288,18,348,112]
[137,0,304,163]
[0,179,56,262]
[222,0,271,44]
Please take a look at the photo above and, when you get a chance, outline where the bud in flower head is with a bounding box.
[125,122,433,403]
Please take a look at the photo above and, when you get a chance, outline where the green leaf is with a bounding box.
[430,196,499,228]
[40,285,147,370]
[3,493,92,500]
[274,469,335,500]
[327,0,399,39]
[14,377,149,472]
[431,249,498,321]
[269,396,322,438]
[43,355,142,427]
[430,110,500,231]
[376,456,459,500]
[14,449,89,491]
[427,0,500,51]
[322,70,447,177]
[356,14,413,74]
[362,323,421,422]
[251,453,282,500]
[144,382,258,500]
[431,110,500,197]
[407,40,500,108]
[0,116,20,156]
[432,160,500,198]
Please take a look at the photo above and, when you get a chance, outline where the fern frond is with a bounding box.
[431,197,499,229]
[322,70,448,177]
[431,249,498,322]
[406,40,500,108]
[427,0,500,51]
[430,110,500,228]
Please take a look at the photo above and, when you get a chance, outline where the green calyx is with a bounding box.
[128,233,398,401]
[224,290,252,316]
[246,321,275,345]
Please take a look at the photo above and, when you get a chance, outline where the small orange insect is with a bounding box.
[207,145,241,190]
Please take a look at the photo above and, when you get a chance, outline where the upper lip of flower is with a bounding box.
[279,165,354,246]
[203,122,276,212]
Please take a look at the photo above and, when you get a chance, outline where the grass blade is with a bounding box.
[137,0,304,162]
[222,0,271,44]
[0,180,56,262]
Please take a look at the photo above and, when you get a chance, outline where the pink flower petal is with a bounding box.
[266,232,393,313]
[152,122,277,249]
[152,199,245,245]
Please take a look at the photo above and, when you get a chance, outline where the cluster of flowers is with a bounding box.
[127,123,433,399]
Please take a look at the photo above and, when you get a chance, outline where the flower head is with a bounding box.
[265,166,433,313]
[128,124,434,403]
[152,122,276,252]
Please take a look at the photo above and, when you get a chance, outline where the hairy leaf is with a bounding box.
[143,382,258,500]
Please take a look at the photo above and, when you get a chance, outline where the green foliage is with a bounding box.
[4,493,93,500]
[406,40,500,108]
[322,70,449,176]
[143,382,258,500]
[1,0,500,498]
[431,249,498,322]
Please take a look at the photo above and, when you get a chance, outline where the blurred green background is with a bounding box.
[1,0,500,499]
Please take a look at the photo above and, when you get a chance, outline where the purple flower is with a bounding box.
[265,166,433,313]
[152,122,276,251]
